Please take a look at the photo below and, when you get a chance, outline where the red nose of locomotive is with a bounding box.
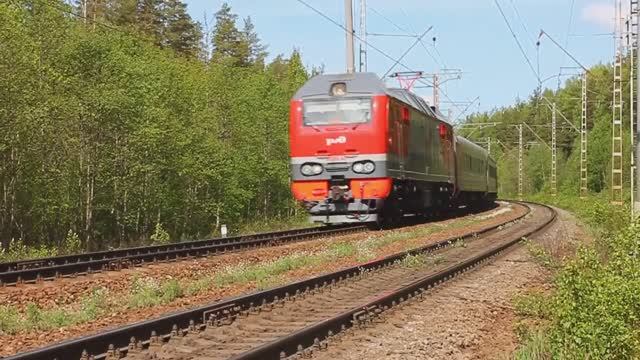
[289,75,392,224]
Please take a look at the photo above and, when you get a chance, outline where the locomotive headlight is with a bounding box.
[301,163,323,176]
[363,161,375,173]
[353,161,375,174]
[301,164,314,176]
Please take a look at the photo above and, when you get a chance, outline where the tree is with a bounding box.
[136,0,163,45]
[211,3,249,66]
[241,16,267,65]
[0,0,312,251]
[105,0,138,27]
[74,0,108,25]
[163,0,202,57]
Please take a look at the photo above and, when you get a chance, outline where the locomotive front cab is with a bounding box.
[289,74,392,224]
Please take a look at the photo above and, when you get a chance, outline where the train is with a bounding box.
[289,72,497,225]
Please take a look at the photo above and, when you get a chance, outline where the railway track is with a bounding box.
[0,225,366,286]
[4,201,553,360]
[0,203,497,286]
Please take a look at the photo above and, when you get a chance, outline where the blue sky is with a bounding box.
[184,0,619,118]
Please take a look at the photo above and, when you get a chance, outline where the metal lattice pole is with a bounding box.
[518,124,524,201]
[612,0,625,205]
[635,0,640,215]
[580,73,589,198]
[551,102,557,196]
[433,74,440,110]
[359,0,367,72]
[627,0,640,214]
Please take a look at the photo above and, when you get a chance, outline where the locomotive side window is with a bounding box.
[303,98,372,126]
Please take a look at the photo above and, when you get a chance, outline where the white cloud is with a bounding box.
[581,2,630,30]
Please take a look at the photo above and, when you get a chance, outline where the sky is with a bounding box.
[183,0,621,119]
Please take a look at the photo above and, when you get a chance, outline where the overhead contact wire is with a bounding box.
[494,0,541,83]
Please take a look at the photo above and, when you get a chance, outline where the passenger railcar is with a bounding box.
[289,72,497,224]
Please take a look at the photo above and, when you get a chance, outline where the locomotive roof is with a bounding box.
[294,72,450,124]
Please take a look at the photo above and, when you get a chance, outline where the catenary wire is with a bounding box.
[369,5,443,69]
[295,0,461,117]
[494,0,541,82]
[508,0,537,47]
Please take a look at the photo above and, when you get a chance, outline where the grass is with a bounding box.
[399,254,427,268]
[513,329,552,360]
[513,291,549,319]
[522,238,558,269]
[452,238,467,248]
[128,277,184,308]
[0,211,496,336]
[213,253,324,288]
[399,253,445,268]
[0,288,107,335]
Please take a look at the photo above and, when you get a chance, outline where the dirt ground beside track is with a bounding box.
[0,203,529,357]
[310,207,587,360]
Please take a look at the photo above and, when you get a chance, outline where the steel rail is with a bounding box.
[234,202,556,360]
[2,201,535,360]
[0,225,365,286]
[0,203,496,286]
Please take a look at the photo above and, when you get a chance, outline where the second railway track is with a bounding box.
[4,201,554,360]
[0,225,366,286]
[0,204,498,286]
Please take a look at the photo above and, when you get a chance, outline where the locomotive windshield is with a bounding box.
[303,98,371,126]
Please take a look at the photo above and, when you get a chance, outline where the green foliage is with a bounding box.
[399,254,426,268]
[327,241,357,258]
[549,242,640,359]
[529,193,630,238]
[73,0,202,57]
[0,230,84,261]
[184,276,214,296]
[0,239,58,262]
[516,196,640,359]
[63,230,82,254]
[0,288,108,334]
[0,306,21,335]
[452,238,467,248]
[150,223,171,245]
[524,239,558,269]
[128,277,184,308]
[213,254,320,287]
[0,1,309,252]
[513,291,550,319]
[513,329,552,360]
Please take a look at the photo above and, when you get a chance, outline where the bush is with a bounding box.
[0,306,22,335]
[0,238,58,262]
[62,230,82,254]
[150,223,171,245]
[549,235,640,359]
[515,195,640,359]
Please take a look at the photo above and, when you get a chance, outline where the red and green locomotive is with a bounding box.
[289,72,497,224]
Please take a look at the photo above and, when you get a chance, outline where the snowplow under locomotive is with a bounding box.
[289,72,497,225]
